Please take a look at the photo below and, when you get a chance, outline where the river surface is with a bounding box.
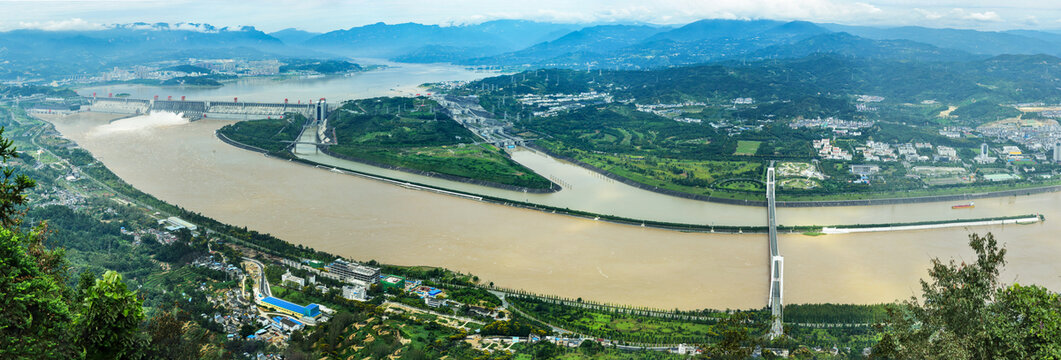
[77,59,497,103]
[40,112,1061,310]
[47,62,1061,309]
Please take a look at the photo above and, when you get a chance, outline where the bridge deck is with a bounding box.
[767,161,784,338]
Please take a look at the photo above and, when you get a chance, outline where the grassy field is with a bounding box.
[541,141,765,200]
[734,140,761,156]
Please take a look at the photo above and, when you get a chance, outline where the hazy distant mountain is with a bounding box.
[747,32,978,62]
[822,24,1061,56]
[463,20,835,69]
[391,45,510,63]
[461,25,666,66]
[0,23,295,79]
[269,28,321,45]
[303,20,577,59]
[644,19,788,42]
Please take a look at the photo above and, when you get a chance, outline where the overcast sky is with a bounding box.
[1,0,1059,32]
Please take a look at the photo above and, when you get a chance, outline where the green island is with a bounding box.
[445,55,1061,202]
[222,96,556,190]
[217,113,309,156]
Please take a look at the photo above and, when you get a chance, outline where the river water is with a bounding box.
[43,62,1061,310]
[77,59,498,104]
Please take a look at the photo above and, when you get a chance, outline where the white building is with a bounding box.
[158,216,197,232]
[424,296,443,308]
[342,284,368,302]
[281,272,305,288]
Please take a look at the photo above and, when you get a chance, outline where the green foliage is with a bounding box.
[326,97,553,189]
[950,101,1021,124]
[217,113,309,155]
[280,59,362,74]
[144,309,202,360]
[447,286,502,308]
[0,127,36,227]
[784,304,889,325]
[265,264,285,285]
[332,97,474,148]
[873,233,1061,359]
[507,295,729,344]
[0,226,77,359]
[74,270,149,360]
[702,312,758,360]
[480,319,541,337]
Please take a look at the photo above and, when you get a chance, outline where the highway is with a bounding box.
[243,257,271,298]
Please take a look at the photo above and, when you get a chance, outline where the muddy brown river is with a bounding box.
[39,111,1061,310]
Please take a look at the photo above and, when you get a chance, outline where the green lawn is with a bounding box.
[734,140,761,156]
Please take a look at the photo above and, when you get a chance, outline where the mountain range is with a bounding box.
[4,19,1061,80]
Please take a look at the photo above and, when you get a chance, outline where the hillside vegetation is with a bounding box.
[326,97,554,190]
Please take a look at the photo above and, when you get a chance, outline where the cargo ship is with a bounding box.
[952,202,975,209]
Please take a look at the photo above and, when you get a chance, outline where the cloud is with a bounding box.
[17,18,106,31]
[915,8,944,20]
[963,10,1001,22]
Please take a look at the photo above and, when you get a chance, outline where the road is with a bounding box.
[243,257,271,298]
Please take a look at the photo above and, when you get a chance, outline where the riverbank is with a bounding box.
[525,143,1061,208]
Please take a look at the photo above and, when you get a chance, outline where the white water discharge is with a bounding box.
[87,111,189,137]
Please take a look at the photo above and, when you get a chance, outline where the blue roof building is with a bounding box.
[260,296,321,319]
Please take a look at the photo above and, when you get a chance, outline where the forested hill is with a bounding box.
[458,53,1061,106]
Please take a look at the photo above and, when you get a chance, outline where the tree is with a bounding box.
[145,309,201,360]
[873,233,1061,359]
[0,226,77,359]
[0,127,35,227]
[701,312,757,359]
[0,125,76,359]
[74,270,148,360]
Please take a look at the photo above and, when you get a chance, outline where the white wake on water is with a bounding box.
[88,111,189,137]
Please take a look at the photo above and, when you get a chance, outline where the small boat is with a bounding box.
[952,202,975,209]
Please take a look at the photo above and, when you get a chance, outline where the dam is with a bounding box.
[84,96,328,121]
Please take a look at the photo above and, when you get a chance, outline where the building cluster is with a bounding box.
[856,95,885,102]
[206,288,258,337]
[732,97,754,105]
[813,139,853,160]
[789,117,872,134]
[64,58,284,85]
[518,91,613,117]
[634,101,705,118]
[279,257,380,302]
[978,121,1061,157]
[938,126,972,138]
[855,103,877,112]
[192,59,281,76]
